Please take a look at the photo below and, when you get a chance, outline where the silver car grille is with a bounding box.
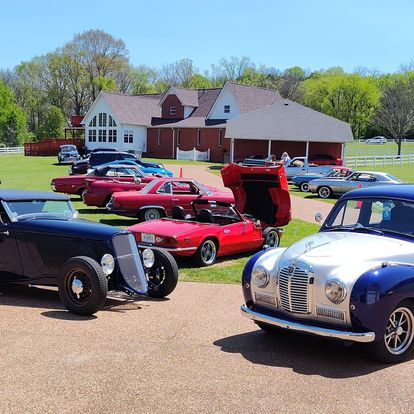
[316,307,345,321]
[112,233,148,294]
[278,265,310,314]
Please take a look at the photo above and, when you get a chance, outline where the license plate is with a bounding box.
[141,233,155,243]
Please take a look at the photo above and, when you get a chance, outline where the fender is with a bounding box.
[350,263,414,339]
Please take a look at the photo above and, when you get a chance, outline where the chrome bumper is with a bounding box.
[241,304,375,343]
[137,243,197,252]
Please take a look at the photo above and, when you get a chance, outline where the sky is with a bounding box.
[1,0,414,74]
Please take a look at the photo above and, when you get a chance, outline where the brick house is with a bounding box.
[82,82,353,162]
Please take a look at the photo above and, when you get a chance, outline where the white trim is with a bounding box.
[305,141,309,159]
[230,138,235,162]
[81,91,105,125]
[267,140,271,157]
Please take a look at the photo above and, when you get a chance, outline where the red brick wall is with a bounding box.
[161,95,184,119]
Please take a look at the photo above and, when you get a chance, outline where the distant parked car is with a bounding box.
[366,136,387,144]
[102,159,173,177]
[291,166,353,192]
[58,145,80,164]
[309,154,343,166]
[309,170,402,198]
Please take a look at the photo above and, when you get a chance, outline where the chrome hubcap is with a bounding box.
[201,241,216,264]
[71,277,84,299]
[145,210,159,221]
[384,307,414,355]
[266,232,278,247]
[319,187,329,198]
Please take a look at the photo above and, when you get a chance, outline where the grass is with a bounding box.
[346,141,414,156]
[0,154,319,284]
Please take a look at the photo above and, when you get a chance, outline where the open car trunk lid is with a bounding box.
[221,163,291,227]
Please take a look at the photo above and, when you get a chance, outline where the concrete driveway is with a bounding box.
[0,282,412,413]
[165,163,333,223]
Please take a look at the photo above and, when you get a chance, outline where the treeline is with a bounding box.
[1,29,414,155]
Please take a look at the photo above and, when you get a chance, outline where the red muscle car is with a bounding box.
[107,178,234,221]
[51,164,155,197]
[127,164,291,266]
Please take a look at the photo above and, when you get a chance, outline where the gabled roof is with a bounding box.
[101,92,162,126]
[225,99,354,143]
[159,86,199,107]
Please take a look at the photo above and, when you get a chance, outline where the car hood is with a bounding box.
[52,175,85,183]
[11,217,127,240]
[128,219,213,237]
[221,163,291,227]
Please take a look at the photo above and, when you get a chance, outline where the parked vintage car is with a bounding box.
[366,136,387,144]
[51,164,154,197]
[128,164,291,266]
[107,178,234,221]
[0,189,178,315]
[57,144,81,164]
[291,166,353,192]
[309,170,402,199]
[241,184,414,362]
[99,159,173,177]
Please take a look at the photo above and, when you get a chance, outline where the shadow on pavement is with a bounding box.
[214,329,394,378]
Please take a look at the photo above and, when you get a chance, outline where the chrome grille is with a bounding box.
[278,265,310,314]
[316,307,345,321]
[113,233,148,294]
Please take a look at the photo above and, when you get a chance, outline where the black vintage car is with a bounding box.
[0,189,178,315]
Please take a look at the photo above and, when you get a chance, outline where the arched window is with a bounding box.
[88,113,117,143]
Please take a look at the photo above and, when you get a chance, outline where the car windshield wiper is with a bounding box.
[324,223,383,235]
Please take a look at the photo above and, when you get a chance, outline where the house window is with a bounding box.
[218,129,223,147]
[176,129,181,146]
[157,129,161,145]
[89,116,97,127]
[109,129,117,143]
[109,115,117,127]
[98,130,107,142]
[196,129,201,146]
[124,130,133,144]
[88,130,97,142]
[170,106,176,116]
[224,105,230,113]
[99,113,107,127]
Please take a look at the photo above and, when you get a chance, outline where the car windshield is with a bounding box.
[324,198,414,237]
[193,180,213,195]
[61,146,76,153]
[3,199,76,221]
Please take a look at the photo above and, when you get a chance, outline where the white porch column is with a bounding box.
[342,143,346,166]
[305,141,309,159]
[267,139,272,157]
[230,138,235,163]
[171,128,175,158]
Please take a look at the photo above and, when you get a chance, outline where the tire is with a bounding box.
[146,248,178,298]
[300,182,310,192]
[262,227,280,248]
[77,187,86,198]
[140,208,162,221]
[318,186,332,199]
[368,300,414,363]
[195,238,218,266]
[58,157,61,164]
[58,256,108,315]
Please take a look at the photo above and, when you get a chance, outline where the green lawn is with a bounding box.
[0,154,319,284]
[346,141,414,156]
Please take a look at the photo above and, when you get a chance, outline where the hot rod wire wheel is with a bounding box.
[299,182,310,192]
[195,238,217,266]
[141,208,161,221]
[368,301,414,363]
[318,186,332,199]
[146,248,178,298]
[262,227,280,248]
[58,256,108,315]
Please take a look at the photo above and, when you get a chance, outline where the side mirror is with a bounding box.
[315,212,323,223]
[134,177,141,185]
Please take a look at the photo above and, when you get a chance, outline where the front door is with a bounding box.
[0,222,23,279]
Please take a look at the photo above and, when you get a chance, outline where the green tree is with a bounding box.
[130,65,159,93]
[37,105,65,139]
[187,74,213,89]
[0,81,27,146]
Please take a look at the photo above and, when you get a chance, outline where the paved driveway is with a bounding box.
[165,164,333,223]
[0,282,412,413]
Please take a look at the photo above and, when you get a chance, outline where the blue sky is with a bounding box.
[1,0,413,74]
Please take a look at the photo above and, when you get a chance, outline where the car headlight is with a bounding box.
[142,248,155,268]
[325,279,346,304]
[101,254,115,275]
[252,267,269,288]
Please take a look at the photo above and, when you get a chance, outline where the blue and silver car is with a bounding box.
[0,190,178,315]
[58,144,80,164]
[241,185,414,362]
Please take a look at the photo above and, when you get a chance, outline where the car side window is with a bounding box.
[157,182,172,194]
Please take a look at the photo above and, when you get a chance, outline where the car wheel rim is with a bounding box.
[265,231,278,247]
[319,187,329,198]
[201,240,216,264]
[146,264,166,290]
[66,270,92,304]
[300,183,309,192]
[145,210,160,221]
[384,307,414,355]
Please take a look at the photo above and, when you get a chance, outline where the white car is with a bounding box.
[365,136,387,144]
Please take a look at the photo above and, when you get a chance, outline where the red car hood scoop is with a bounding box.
[221,163,291,227]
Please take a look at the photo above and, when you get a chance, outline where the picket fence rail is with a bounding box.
[345,154,414,167]
[0,146,24,154]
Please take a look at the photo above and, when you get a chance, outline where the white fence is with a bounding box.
[345,154,414,167]
[0,146,24,154]
[176,147,210,161]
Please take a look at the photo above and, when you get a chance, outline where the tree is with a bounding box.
[130,65,160,93]
[187,74,212,89]
[279,66,307,100]
[37,105,65,139]
[210,56,255,85]
[159,58,196,87]
[373,73,414,155]
[0,81,27,146]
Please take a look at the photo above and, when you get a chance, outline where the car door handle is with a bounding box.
[0,231,10,236]
[224,229,230,234]
[172,199,180,202]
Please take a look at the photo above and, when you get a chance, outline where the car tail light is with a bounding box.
[156,236,177,245]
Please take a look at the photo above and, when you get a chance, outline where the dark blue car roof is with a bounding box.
[0,189,70,201]
[341,184,414,201]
